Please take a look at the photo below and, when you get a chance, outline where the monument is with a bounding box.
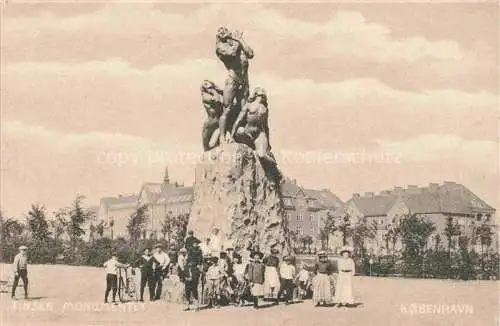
[188,27,291,256]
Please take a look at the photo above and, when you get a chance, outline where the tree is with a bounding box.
[444,216,460,277]
[160,211,172,240]
[1,212,26,262]
[339,213,351,246]
[321,211,338,250]
[476,223,493,257]
[400,214,436,276]
[127,204,148,250]
[50,209,68,241]
[351,219,376,258]
[27,203,51,243]
[68,196,94,245]
[384,218,402,263]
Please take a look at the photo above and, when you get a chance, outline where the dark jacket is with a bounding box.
[245,262,265,284]
[183,262,201,284]
[185,236,199,253]
[188,247,203,266]
[315,262,334,275]
[134,255,159,276]
[263,255,280,267]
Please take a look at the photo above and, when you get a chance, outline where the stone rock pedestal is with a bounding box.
[187,142,290,255]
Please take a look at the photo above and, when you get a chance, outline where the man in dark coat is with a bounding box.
[134,248,159,302]
[184,230,200,253]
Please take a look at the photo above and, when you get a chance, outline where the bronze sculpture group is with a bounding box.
[201,27,276,166]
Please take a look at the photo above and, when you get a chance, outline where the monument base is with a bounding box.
[187,142,290,255]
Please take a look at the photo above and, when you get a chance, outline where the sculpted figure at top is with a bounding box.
[215,27,254,144]
[201,80,223,151]
[231,87,276,166]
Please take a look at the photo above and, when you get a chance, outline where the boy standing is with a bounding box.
[103,251,128,303]
[245,251,265,309]
[277,256,296,305]
[205,257,222,308]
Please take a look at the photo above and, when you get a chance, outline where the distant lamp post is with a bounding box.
[369,258,374,277]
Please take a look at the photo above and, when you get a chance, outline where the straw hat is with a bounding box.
[339,246,354,255]
[250,251,264,259]
[19,245,28,250]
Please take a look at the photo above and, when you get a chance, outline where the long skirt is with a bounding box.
[251,283,264,297]
[334,271,354,304]
[263,266,280,297]
[312,273,333,304]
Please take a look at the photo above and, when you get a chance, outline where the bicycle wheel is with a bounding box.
[118,275,125,302]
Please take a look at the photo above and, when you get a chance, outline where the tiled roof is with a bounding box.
[349,182,495,217]
[100,194,139,206]
[351,194,399,217]
[157,184,193,204]
[281,178,303,197]
[303,189,343,209]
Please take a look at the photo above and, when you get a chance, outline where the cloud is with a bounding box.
[3,4,464,64]
[3,59,497,154]
[375,134,497,173]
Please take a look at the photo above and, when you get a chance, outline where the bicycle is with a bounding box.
[117,266,138,302]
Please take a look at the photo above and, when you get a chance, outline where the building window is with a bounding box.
[297,225,304,235]
[309,215,314,223]
[297,213,304,222]
[283,198,293,206]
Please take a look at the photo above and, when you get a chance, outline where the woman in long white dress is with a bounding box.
[335,246,355,306]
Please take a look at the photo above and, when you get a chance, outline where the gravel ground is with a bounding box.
[0,264,498,326]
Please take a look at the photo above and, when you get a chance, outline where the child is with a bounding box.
[245,251,265,309]
[233,254,249,306]
[312,251,334,307]
[103,251,128,304]
[295,263,310,300]
[184,261,201,311]
[277,256,296,305]
[205,256,221,308]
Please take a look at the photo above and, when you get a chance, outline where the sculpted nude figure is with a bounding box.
[215,27,254,144]
[201,80,223,151]
[231,87,276,165]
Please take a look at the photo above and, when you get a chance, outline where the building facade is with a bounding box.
[97,168,343,244]
[339,181,497,255]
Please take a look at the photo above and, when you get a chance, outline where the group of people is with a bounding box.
[102,228,356,311]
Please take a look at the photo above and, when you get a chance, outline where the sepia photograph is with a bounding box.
[0,1,498,326]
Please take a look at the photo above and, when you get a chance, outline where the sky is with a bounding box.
[0,2,498,218]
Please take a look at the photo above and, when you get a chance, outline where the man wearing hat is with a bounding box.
[11,245,29,299]
[184,230,199,254]
[153,243,170,300]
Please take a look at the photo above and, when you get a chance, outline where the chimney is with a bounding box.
[407,185,420,194]
[364,192,374,197]
[353,193,360,198]
[429,183,439,192]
